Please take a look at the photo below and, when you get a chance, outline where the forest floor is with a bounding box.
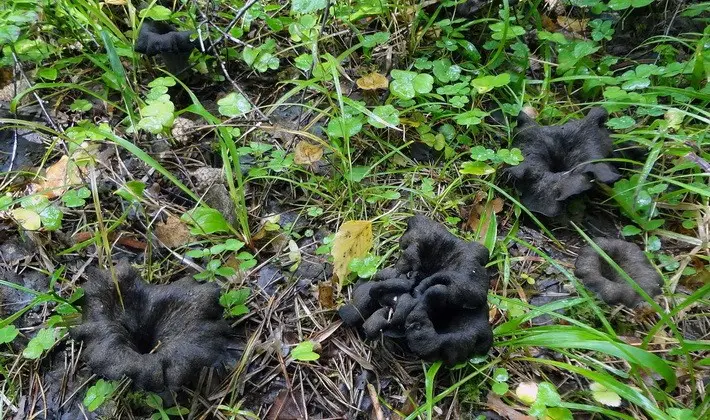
[0,0,708,419]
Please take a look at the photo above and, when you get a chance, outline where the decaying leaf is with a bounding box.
[266,389,303,420]
[318,281,335,309]
[556,16,589,34]
[294,141,324,165]
[515,382,539,406]
[33,155,82,198]
[155,215,193,248]
[331,220,373,284]
[486,393,534,420]
[11,208,41,230]
[356,72,389,90]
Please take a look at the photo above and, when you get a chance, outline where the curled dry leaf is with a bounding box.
[486,393,534,420]
[331,220,373,285]
[294,141,324,165]
[556,16,588,34]
[155,215,193,248]
[356,72,389,90]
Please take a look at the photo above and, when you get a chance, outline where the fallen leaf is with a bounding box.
[293,141,323,165]
[266,389,303,420]
[556,16,588,34]
[522,106,538,119]
[486,393,534,420]
[515,382,539,406]
[155,215,193,248]
[11,208,41,230]
[34,155,81,198]
[331,220,373,285]
[356,72,389,90]
[541,15,559,32]
[318,281,335,309]
[105,0,127,4]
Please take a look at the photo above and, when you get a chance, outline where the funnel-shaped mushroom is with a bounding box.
[135,20,196,74]
[71,260,233,391]
[508,108,620,217]
[339,215,493,364]
[574,238,663,307]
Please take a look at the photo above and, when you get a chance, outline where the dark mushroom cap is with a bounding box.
[508,107,620,217]
[339,215,493,365]
[134,20,195,56]
[71,260,233,392]
[574,237,663,307]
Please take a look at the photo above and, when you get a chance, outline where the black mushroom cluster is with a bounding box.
[134,20,196,74]
[508,107,620,217]
[71,260,233,392]
[339,216,493,365]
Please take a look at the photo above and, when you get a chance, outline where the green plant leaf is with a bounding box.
[0,325,19,344]
[454,109,488,126]
[138,99,175,134]
[84,379,116,412]
[139,5,172,21]
[368,105,399,128]
[590,382,622,407]
[218,92,252,118]
[291,340,320,361]
[292,0,327,14]
[606,116,636,129]
[471,73,511,94]
[461,161,495,175]
[390,70,433,99]
[23,328,57,359]
[115,180,145,202]
[181,207,231,235]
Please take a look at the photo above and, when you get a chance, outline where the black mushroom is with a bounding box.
[134,20,196,74]
[71,260,233,392]
[508,107,620,217]
[339,215,493,365]
[574,238,663,307]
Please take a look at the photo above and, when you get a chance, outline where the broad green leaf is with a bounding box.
[471,73,511,94]
[327,114,363,138]
[368,105,399,128]
[84,380,116,412]
[606,116,635,129]
[454,109,488,126]
[461,161,495,175]
[217,92,252,118]
[181,207,231,235]
[69,99,92,112]
[115,180,146,202]
[0,325,19,344]
[23,328,57,359]
[291,341,320,361]
[138,100,175,134]
[390,70,434,99]
[291,0,327,14]
[139,5,172,20]
[590,382,622,407]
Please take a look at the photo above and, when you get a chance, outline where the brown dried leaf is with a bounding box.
[487,393,534,420]
[356,72,389,90]
[293,141,323,165]
[155,215,192,248]
[318,281,335,309]
[34,155,81,198]
[331,220,373,285]
[266,389,303,420]
[556,16,589,34]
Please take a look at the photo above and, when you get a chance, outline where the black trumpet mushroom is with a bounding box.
[134,20,196,75]
[71,260,233,392]
[574,238,663,307]
[339,215,493,365]
[508,107,620,217]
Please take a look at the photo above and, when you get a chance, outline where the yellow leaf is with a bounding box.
[11,208,41,230]
[104,0,127,4]
[293,141,324,165]
[331,220,372,285]
[356,72,389,90]
[556,16,588,34]
[515,382,538,406]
